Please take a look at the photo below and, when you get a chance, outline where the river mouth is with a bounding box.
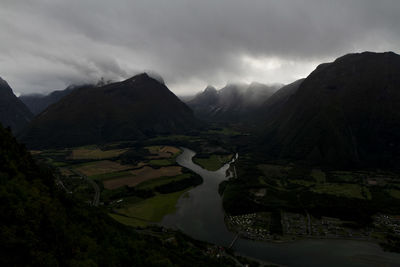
[161,148,400,267]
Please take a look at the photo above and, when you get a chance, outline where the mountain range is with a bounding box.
[3,51,400,169]
[187,82,282,122]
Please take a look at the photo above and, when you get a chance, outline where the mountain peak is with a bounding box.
[133,72,150,79]
[204,86,217,93]
[125,73,150,84]
[125,72,168,86]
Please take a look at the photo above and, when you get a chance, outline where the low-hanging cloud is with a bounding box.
[0,0,399,95]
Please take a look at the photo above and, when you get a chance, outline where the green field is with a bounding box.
[329,171,359,183]
[70,146,127,160]
[148,159,174,166]
[257,164,292,178]
[311,183,368,199]
[113,189,188,225]
[109,213,149,227]
[89,171,133,181]
[311,169,326,183]
[52,161,69,167]
[148,135,195,142]
[137,173,192,190]
[207,127,241,136]
[388,189,400,199]
[290,179,315,187]
[193,154,232,171]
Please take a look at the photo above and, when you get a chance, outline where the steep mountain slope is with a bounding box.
[20,73,199,148]
[256,79,304,121]
[261,52,400,168]
[0,77,33,132]
[187,82,281,122]
[20,85,84,115]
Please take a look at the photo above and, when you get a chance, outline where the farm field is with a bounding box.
[88,171,133,181]
[37,143,202,227]
[137,173,192,190]
[103,166,182,189]
[34,136,235,230]
[193,154,233,171]
[69,147,128,160]
[73,160,135,176]
[108,213,149,227]
[112,189,188,226]
[310,183,370,199]
[146,145,181,159]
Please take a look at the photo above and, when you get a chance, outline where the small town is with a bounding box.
[226,212,400,242]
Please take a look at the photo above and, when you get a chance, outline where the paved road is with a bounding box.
[86,177,100,206]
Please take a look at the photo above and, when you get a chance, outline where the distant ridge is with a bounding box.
[20,84,93,115]
[187,82,282,123]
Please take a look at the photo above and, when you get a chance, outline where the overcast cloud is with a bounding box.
[0,0,399,95]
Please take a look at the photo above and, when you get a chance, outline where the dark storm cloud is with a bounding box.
[0,0,399,95]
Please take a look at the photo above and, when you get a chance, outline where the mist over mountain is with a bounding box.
[260,52,400,168]
[20,85,90,115]
[0,77,33,132]
[187,82,282,123]
[20,73,199,148]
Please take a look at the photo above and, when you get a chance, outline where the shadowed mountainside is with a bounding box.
[20,73,199,148]
[259,78,305,120]
[260,52,400,168]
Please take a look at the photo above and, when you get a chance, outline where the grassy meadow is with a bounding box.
[193,154,233,171]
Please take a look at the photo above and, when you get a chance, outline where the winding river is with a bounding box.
[161,148,400,267]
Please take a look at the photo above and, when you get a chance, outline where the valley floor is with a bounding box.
[32,127,400,258]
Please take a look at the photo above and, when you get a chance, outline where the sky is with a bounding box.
[1,0,399,96]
